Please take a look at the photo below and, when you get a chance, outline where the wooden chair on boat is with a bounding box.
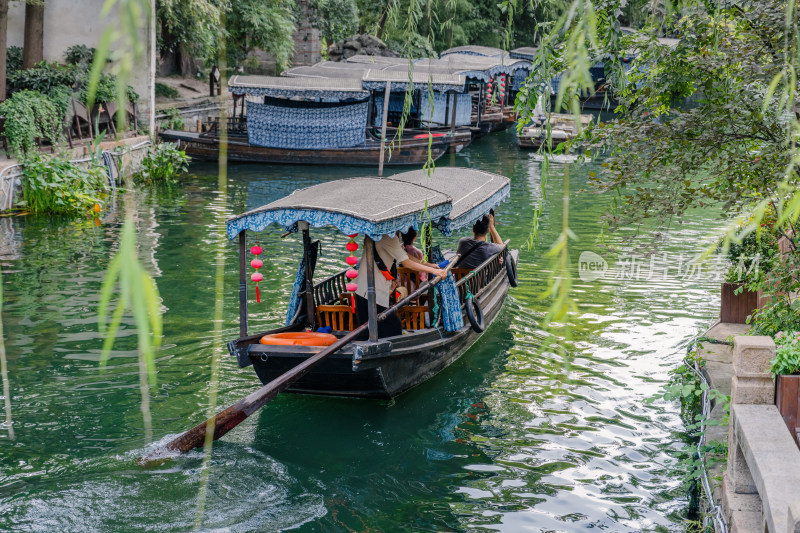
[396,267,430,306]
[316,304,355,332]
[450,268,471,282]
[399,305,430,330]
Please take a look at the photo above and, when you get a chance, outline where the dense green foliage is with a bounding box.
[770,331,800,377]
[64,45,96,67]
[724,208,781,285]
[0,90,64,158]
[522,1,800,231]
[19,153,108,214]
[6,46,22,76]
[135,142,191,184]
[155,82,179,99]
[78,73,139,105]
[157,0,295,72]
[8,60,77,95]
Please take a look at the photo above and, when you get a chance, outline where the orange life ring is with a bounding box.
[259,332,338,346]
[413,133,446,139]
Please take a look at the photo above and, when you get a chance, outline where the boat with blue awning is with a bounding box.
[226,167,519,398]
[160,71,470,166]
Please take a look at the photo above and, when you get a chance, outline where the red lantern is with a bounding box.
[251,243,263,302]
[345,234,358,312]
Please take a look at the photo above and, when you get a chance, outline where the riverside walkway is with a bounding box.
[698,323,800,533]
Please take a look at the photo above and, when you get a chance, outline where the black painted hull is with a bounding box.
[248,251,518,399]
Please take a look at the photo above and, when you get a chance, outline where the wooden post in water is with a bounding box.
[377,82,391,177]
[364,236,378,342]
[450,92,458,135]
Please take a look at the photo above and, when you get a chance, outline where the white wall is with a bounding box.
[7,0,156,132]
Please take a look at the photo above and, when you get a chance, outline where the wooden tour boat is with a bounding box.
[226,167,519,399]
[518,112,593,149]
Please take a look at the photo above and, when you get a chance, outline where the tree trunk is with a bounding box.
[22,2,45,69]
[177,42,194,77]
[0,0,8,100]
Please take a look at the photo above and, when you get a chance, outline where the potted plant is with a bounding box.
[772,331,800,435]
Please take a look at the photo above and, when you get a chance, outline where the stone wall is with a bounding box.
[292,2,321,66]
[7,0,156,132]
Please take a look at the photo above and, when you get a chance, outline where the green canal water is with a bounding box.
[0,129,727,532]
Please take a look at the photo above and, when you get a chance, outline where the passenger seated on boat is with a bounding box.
[353,233,447,339]
[401,227,441,285]
[455,213,504,270]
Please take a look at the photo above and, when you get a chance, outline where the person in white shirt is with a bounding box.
[353,232,446,338]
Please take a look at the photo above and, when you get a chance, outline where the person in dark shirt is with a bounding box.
[455,213,504,270]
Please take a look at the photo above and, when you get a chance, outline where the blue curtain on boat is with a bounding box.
[419,93,472,127]
[285,261,305,326]
[372,93,417,126]
[431,247,464,332]
[247,97,368,149]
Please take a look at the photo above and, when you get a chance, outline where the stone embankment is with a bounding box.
[327,34,400,61]
[698,323,800,532]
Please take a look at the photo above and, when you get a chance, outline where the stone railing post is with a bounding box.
[728,336,776,494]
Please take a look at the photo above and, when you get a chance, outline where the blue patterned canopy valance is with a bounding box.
[226,169,512,241]
[247,98,368,150]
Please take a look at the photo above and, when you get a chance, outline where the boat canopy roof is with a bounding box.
[414,57,531,80]
[225,168,510,240]
[282,61,383,79]
[346,55,410,66]
[361,69,466,92]
[390,168,510,234]
[229,75,369,99]
[440,45,506,58]
[510,46,537,61]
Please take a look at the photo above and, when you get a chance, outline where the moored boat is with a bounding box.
[160,74,469,167]
[518,112,593,149]
[225,167,519,398]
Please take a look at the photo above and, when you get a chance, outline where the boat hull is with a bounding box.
[159,130,452,167]
[248,251,517,399]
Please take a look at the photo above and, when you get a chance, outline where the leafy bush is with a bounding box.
[0,90,64,158]
[724,207,782,286]
[8,60,77,94]
[135,142,190,184]
[6,46,22,75]
[160,107,185,130]
[65,45,96,66]
[749,299,800,338]
[770,331,800,377]
[20,153,108,214]
[155,82,179,99]
[79,73,139,105]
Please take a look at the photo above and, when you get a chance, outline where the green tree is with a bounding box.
[225,0,296,71]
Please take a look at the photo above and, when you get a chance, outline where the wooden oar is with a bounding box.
[139,256,460,466]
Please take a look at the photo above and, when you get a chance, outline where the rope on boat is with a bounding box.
[685,319,729,533]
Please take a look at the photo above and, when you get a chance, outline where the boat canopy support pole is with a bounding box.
[238,231,248,338]
[364,236,378,342]
[476,85,483,126]
[450,91,457,134]
[300,221,316,331]
[377,82,391,177]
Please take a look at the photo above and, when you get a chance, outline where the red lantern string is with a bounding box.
[251,243,263,303]
[345,234,359,313]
